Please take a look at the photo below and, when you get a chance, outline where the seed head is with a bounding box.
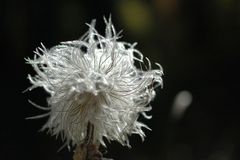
[26,18,163,149]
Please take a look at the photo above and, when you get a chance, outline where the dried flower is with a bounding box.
[26,18,163,149]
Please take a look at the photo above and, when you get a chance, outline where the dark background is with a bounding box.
[1,0,240,159]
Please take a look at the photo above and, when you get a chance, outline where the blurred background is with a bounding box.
[1,0,240,159]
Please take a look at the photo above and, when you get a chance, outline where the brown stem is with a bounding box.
[73,144,87,160]
[73,122,103,160]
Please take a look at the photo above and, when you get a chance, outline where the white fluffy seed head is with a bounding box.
[26,18,163,148]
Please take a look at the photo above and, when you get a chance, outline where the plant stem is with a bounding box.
[73,122,103,160]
